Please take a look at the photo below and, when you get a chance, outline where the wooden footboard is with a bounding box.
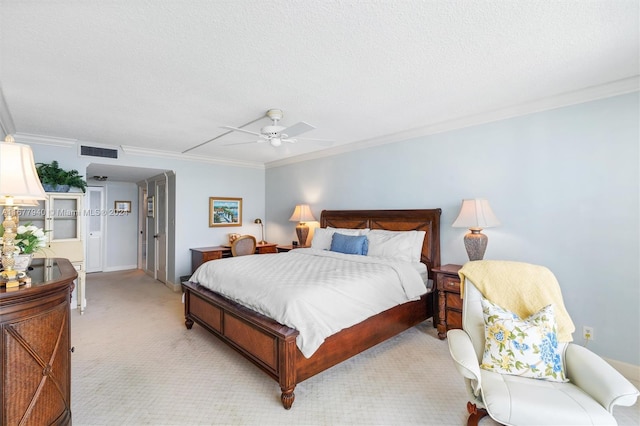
[183,280,433,409]
[183,281,300,407]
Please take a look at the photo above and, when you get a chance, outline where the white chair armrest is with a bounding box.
[447,329,482,395]
[565,343,640,412]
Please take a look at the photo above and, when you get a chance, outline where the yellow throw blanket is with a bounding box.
[459,260,575,342]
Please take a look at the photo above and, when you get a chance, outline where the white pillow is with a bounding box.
[366,229,426,263]
[311,227,369,250]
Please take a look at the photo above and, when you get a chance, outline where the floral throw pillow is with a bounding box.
[480,298,568,382]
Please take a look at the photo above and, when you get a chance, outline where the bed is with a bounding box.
[182,208,441,409]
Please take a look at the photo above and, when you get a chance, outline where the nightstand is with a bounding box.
[433,264,463,339]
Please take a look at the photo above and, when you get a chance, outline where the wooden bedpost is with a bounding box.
[279,334,298,409]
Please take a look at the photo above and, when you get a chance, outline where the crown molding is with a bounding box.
[120,145,265,170]
[0,85,15,138]
[13,132,77,147]
[266,76,640,169]
[8,77,637,170]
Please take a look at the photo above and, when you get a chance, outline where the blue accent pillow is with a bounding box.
[330,233,369,255]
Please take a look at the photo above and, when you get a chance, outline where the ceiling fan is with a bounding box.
[221,109,332,147]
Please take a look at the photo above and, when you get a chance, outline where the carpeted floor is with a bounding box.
[71,270,639,425]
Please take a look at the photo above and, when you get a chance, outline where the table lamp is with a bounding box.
[452,199,500,261]
[0,135,47,286]
[289,204,316,247]
[254,218,267,244]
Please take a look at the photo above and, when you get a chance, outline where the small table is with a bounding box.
[433,264,463,339]
[190,243,278,273]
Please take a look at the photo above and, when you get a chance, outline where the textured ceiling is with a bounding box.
[1,0,638,169]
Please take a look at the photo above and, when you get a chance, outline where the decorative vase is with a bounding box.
[13,254,33,272]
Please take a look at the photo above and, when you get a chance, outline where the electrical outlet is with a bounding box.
[583,326,594,341]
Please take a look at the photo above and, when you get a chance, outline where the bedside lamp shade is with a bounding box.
[0,138,47,201]
[452,199,500,261]
[289,204,316,247]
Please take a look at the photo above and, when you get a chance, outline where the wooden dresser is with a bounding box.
[0,258,77,425]
[433,264,463,339]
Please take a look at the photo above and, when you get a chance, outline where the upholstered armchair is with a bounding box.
[447,261,639,426]
[231,235,256,257]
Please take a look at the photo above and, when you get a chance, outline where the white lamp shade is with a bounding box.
[289,204,316,223]
[0,141,47,201]
[452,199,500,229]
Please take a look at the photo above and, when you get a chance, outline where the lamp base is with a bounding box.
[295,223,309,247]
[463,229,488,261]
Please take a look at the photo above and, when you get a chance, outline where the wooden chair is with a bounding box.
[231,235,256,257]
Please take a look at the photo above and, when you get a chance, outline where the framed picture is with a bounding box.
[209,197,242,227]
[147,196,155,218]
[114,200,131,213]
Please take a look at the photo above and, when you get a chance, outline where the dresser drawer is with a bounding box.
[440,275,460,292]
[202,251,223,262]
[446,309,462,330]
[257,246,277,254]
[446,292,462,310]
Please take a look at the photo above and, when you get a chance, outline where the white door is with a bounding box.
[85,187,104,272]
[155,180,167,283]
[138,187,147,270]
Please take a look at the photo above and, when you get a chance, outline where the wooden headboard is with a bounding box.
[320,209,442,277]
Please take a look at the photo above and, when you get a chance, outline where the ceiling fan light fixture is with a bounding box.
[219,108,331,150]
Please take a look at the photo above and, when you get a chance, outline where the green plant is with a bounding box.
[14,223,48,254]
[36,161,87,192]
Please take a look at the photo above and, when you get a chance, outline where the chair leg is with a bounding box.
[467,401,490,426]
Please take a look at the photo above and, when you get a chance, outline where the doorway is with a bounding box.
[85,186,105,273]
[155,179,167,283]
[138,187,147,270]
[140,171,174,286]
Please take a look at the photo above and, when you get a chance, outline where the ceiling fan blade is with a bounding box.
[220,126,262,137]
[282,121,315,137]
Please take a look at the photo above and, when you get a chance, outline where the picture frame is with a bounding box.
[209,197,242,227]
[114,200,131,213]
[147,196,155,218]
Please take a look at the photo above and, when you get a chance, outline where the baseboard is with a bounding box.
[605,357,640,385]
[102,265,138,272]
[164,280,181,292]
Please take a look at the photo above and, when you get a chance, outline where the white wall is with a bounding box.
[265,93,640,366]
[103,181,139,271]
[27,143,266,283]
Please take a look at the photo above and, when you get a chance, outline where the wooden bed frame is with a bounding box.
[182,209,441,409]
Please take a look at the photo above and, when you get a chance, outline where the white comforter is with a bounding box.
[189,248,427,358]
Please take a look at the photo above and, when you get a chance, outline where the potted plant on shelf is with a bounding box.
[36,161,87,192]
